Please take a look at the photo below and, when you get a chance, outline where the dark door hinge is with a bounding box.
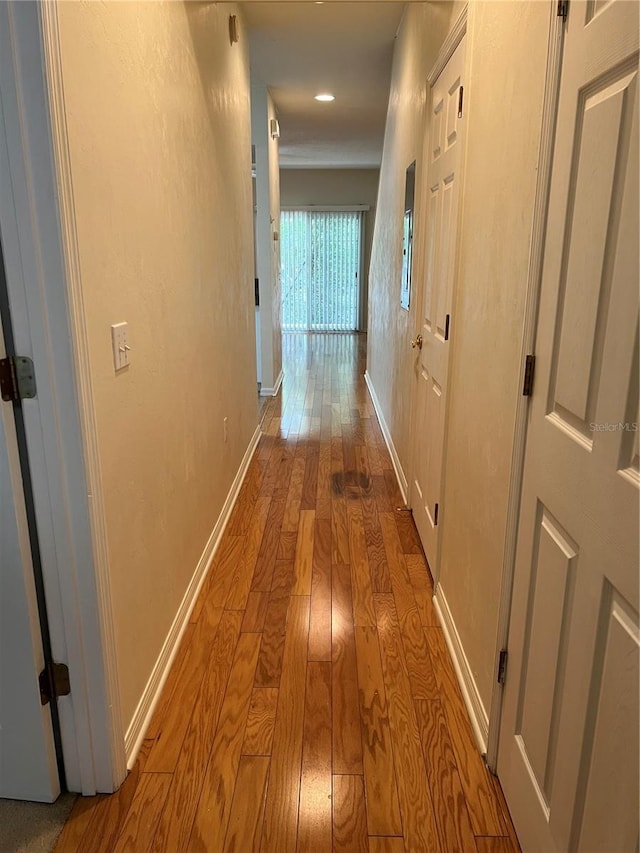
[39,662,71,706]
[444,314,451,341]
[434,502,439,526]
[522,354,536,397]
[0,356,37,402]
[458,85,464,118]
[557,0,568,20]
[497,649,508,685]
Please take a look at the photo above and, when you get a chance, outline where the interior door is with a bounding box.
[498,2,639,850]
[0,257,60,802]
[410,36,466,569]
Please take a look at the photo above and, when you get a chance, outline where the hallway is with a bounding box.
[56,333,518,852]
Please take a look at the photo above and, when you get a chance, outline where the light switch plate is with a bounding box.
[111,322,130,371]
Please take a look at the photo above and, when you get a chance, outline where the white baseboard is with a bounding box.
[260,367,284,397]
[124,424,262,766]
[363,370,408,503]
[433,584,489,755]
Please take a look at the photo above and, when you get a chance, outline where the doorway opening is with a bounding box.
[281,210,362,331]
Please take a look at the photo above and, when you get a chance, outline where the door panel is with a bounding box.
[517,507,577,800]
[0,311,59,802]
[411,36,466,568]
[576,587,638,852]
[498,2,639,850]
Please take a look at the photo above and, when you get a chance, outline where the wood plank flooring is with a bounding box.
[56,333,520,853]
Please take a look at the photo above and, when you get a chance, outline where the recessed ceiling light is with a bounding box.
[315,94,335,102]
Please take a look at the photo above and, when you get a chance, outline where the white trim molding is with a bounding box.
[281,205,371,212]
[364,370,408,504]
[125,425,261,766]
[38,0,128,793]
[433,585,489,755]
[427,5,468,86]
[260,367,284,397]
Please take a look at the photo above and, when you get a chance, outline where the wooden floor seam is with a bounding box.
[55,332,520,853]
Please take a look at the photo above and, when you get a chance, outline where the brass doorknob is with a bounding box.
[411,334,423,350]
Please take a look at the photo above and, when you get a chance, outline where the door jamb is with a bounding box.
[485,2,566,772]
[0,1,126,793]
[406,5,468,590]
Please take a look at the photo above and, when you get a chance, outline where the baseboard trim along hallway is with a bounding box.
[434,583,490,754]
[259,367,284,397]
[124,424,262,766]
[364,369,409,504]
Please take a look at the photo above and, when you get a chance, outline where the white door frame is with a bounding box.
[486,2,566,771]
[406,4,468,589]
[0,1,125,794]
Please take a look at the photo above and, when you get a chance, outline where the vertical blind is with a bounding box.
[280,210,362,331]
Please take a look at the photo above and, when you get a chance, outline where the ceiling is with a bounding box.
[240,2,406,169]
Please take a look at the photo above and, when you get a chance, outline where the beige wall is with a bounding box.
[367,2,458,483]
[367,1,550,712]
[57,1,257,730]
[252,86,282,391]
[438,1,550,708]
[279,168,380,329]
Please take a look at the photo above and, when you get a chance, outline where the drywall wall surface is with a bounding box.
[57,1,257,728]
[268,92,282,387]
[438,1,550,709]
[279,168,380,329]
[366,2,457,476]
[252,85,282,391]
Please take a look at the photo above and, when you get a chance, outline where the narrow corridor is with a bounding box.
[56,333,519,852]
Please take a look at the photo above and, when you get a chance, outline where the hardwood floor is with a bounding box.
[56,333,520,853]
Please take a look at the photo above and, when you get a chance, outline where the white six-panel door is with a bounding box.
[411,36,466,570]
[498,2,639,850]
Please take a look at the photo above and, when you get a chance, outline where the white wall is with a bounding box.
[57,1,257,731]
[438,1,550,709]
[367,0,550,715]
[252,86,282,393]
[279,168,380,330]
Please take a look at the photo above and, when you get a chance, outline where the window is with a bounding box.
[280,210,362,331]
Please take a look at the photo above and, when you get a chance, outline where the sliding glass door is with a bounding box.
[280,210,362,331]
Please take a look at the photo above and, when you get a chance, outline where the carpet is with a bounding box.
[0,794,76,853]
